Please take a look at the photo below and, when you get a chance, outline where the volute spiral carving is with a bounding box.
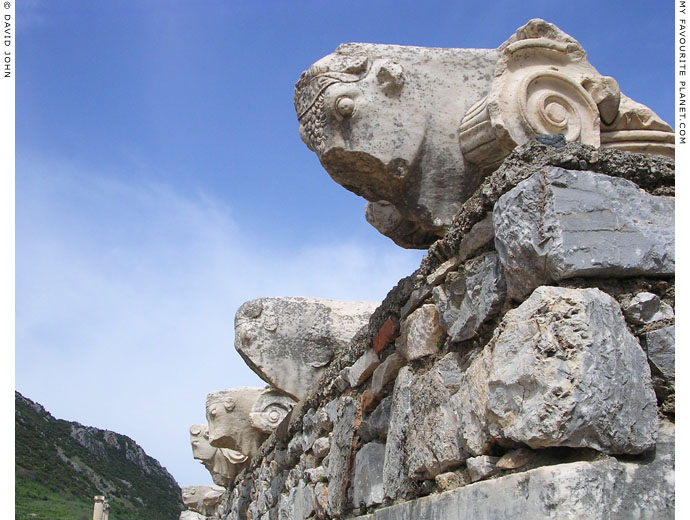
[460,19,674,173]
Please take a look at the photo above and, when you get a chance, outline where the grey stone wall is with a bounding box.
[209,143,674,520]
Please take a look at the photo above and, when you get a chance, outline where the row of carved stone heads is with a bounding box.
[181,298,378,516]
[294,18,675,248]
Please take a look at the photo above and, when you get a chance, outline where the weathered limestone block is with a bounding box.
[448,348,494,457]
[426,256,462,288]
[313,482,328,519]
[189,424,248,488]
[405,353,478,480]
[181,485,224,517]
[296,19,673,248]
[305,466,326,483]
[314,407,332,432]
[438,471,471,492]
[644,325,675,386]
[347,349,380,388]
[225,478,252,520]
[382,368,414,500]
[312,436,330,459]
[235,297,377,400]
[372,421,675,520]
[624,292,674,325]
[353,442,386,508]
[432,252,506,342]
[400,284,433,320]
[370,353,406,397]
[495,448,532,470]
[206,388,267,458]
[327,396,357,516]
[278,480,315,520]
[324,399,338,424]
[301,408,320,453]
[384,354,474,484]
[287,433,304,464]
[456,212,495,261]
[486,286,658,454]
[466,455,499,482]
[359,396,392,442]
[426,213,496,287]
[493,168,675,300]
[396,304,444,361]
[384,286,657,498]
[251,463,284,517]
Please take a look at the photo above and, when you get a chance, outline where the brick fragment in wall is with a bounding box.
[373,316,400,354]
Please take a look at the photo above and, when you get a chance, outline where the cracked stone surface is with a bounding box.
[353,442,386,508]
[493,168,675,300]
[485,286,658,454]
[372,421,674,520]
[432,252,506,342]
[235,297,377,400]
[624,292,674,325]
[396,304,444,361]
[643,325,675,386]
[327,397,357,516]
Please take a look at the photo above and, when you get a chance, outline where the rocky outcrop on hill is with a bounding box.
[15,391,183,520]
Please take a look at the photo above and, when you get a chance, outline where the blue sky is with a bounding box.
[16,1,675,487]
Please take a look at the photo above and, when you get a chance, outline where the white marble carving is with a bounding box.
[460,19,674,172]
[206,388,268,458]
[249,387,296,434]
[181,485,224,517]
[295,42,499,248]
[296,19,674,248]
[189,424,248,488]
[235,297,377,400]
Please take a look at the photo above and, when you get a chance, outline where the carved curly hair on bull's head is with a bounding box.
[294,43,491,249]
[294,53,370,153]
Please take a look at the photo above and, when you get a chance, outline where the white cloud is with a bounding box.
[16,160,423,485]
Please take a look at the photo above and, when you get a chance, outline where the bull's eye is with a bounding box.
[335,96,355,118]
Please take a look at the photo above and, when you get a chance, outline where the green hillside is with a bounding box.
[15,391,183,520]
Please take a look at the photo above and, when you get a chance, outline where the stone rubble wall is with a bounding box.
[198,142,674,520]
